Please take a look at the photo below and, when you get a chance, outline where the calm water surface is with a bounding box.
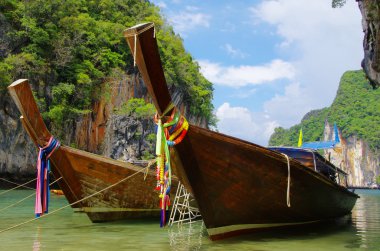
[0,189,379,250]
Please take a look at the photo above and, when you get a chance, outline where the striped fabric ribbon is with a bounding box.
[154,106,189,227]
[35,136,60,217]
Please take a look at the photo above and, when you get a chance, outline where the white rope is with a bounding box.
[0,192,35,213]
[125,23,156,67]
[0,177,63,214]
[0,177,36,194]
[144,160,156,181]
[281,153,291,207]
[0,166,149,234]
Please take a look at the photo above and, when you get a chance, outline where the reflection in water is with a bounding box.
[351,190,380,250]
[1,190,380,250]
[33,226,41,251]
[168,221,206,250]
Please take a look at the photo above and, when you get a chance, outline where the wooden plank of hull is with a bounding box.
[58,145,176,222]
[123,23,171,115]
[174,126,358,239]
[20,116,78,205]
[124,22,359,239]
[8,80,83,207]
[8,79,176,222]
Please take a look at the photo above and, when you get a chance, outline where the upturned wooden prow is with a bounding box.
[8,79,52,146]
[7,79,83,205]
[124,23,197,196]
[123,23,173,116]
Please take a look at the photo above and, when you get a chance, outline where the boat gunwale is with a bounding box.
[189,124,359,199]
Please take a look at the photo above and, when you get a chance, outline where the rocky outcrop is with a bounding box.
[0,72,207,181]
[75,73,206,161]
[358,0,380,88]
[0,93,36,181]
[323,121,380,187]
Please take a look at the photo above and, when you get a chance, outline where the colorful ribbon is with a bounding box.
[35,136,60,217]
[154,106,189,227]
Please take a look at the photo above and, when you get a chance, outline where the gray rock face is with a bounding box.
[323,121,380,187]
[358,0,380,88]
[0,72,207,181]
[0,93,36,180]
[103,115,154,162]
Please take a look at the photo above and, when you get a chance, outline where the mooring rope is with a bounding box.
[281,153,291,208]
[0,165,149,234]
[144,160,157,181]
[0,177,36,195]
[0,177,62,214]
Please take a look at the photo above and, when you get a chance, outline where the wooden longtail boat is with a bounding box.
[8,79,176,222]
[123,23,359,240]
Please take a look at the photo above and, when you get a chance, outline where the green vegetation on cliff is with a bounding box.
[269,70,380,151]
[0,0,214,129]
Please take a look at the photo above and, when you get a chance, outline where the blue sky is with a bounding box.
[150,0,363,146]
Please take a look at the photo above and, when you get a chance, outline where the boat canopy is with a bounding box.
[269,146,348,177]
[301,140,337,150]
[300,123,340,150]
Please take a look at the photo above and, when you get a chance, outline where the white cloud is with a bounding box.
[169,10,210,35]
[155,1,167,9]
[216,103,279,146]
[263,82,312,128]
[222,43,248,58]
[230,88,257,99]
[249,0,362,129]
[198,59,295,87]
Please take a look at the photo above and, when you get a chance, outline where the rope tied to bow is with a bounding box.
[154,104,189,227]
[35,136,60,217]
[281,153,291,208]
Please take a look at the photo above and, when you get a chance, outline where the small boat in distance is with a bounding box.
[51,189,64,196]
[8,79,177,222]
[124,22,359,240]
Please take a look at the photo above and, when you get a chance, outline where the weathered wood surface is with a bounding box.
[124,22,359,240]
[9,79,81,207]
[8,79,176,222]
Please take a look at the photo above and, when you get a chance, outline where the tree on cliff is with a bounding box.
[332,0,347,8]
[0,0,215,138]
[269,70,380,153]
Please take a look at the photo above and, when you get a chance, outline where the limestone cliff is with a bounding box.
[76,72,207,161]
[0,92,36,181]
[358,0,380,88]
[0,72,207,181]
[323,121,380,187]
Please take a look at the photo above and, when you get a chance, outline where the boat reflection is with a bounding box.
[351,190,380,249]
[33,226,41,251]
[168,221,206,251]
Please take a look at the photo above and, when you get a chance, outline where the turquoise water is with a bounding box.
[0,189,379,250]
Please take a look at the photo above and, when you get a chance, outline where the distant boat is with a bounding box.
[51,189,64,196]
[8,79,177,222]
[124,22,359,240]
[297,123,341,150]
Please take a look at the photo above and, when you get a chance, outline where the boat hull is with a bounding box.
[123,22,358,240]
[8,79,176,222]
[57,145,167,222]
[172,125,358,240]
